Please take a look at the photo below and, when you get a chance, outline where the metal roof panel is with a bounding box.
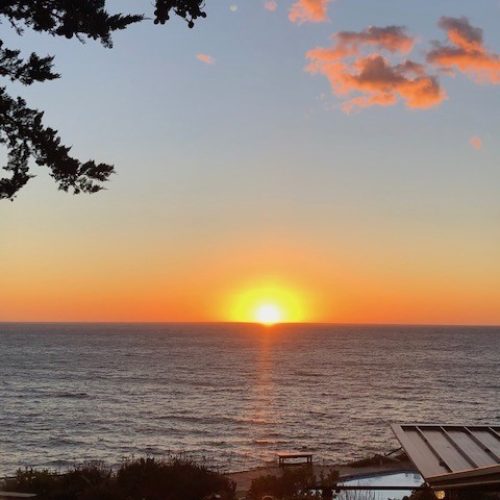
[392,424,500,489]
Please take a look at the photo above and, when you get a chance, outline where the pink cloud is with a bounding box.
[264,0,278,12]
[469,135,483,150]
[427,17,500,84]
[289,0,331,24]
[306,26,446,112]
[196,53,215,65]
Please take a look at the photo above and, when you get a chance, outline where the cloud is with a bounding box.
[196,53,215,65]
[264,0,278,12]
[427,17,500,84]
[335,26,415,54]
[469,135,483,150]
[306,26,446,112]
[289,0,331,24]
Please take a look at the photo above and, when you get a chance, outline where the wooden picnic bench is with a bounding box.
[277,452,313,467]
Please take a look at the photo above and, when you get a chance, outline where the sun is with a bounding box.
[254,304,283,326]
[223,280,311,324]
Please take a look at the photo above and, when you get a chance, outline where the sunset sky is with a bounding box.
[1,0,500,324]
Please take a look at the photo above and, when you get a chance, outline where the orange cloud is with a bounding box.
[196,53,215,65]
[427,17,500,84]
[289,0,331,24]
[306,26,446,112]
[264,0,277,12]
[469,135,482,150]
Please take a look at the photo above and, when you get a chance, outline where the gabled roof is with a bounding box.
[391,424,500,489]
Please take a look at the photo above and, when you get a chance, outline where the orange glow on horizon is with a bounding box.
[2,232,500,325]
[223,280,310,324]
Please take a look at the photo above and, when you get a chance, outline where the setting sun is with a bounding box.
[222,280,311,324]
[254,304,283,326]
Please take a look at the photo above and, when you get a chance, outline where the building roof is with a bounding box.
[391,424,500,489]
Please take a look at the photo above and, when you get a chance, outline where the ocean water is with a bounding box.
[0,323,499,475]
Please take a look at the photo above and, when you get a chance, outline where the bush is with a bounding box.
[409,489,500,500]
[347,450,408,468]
[116,457,235,500]
[247,466,325,499]
[2,457,236,500]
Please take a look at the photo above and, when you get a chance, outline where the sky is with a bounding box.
[1,0,500,324]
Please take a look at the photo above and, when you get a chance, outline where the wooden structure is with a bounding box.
[392,424,500,491]
[277,452,313,467]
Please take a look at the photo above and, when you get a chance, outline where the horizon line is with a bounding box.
[1,321,500,328]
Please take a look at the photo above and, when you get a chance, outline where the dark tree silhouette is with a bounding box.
[0,1,206,200]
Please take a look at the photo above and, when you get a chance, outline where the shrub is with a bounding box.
[409,489,500,500]
[247,466,319,499]
[116,457,235,500]
[2,457,236,500]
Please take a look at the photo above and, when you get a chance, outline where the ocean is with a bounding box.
[0,323,498,475]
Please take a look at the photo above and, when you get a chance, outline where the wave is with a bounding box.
[53,392,90,400]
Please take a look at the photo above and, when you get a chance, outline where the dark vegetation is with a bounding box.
[246,465,500,500]
[247,466,315,499]
[2,457,236,500]
[3,457,500,500]
[0,1,206,200]
[409,490,500,500]
[248,466,339,499]
[347,449,409,468]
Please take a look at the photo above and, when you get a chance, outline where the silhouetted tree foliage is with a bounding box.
[3,457,236,500]
[0,1,206,200]
[248,466,318,499]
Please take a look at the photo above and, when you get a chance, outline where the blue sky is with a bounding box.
[1,0,500,323]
